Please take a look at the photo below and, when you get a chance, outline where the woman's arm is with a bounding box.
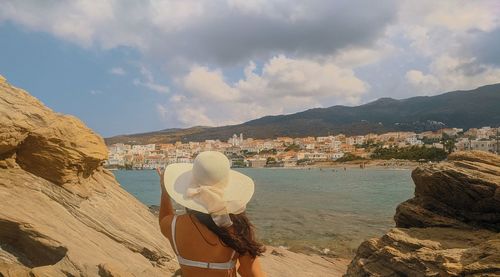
[156,168,174,236]
[238,255,266,277]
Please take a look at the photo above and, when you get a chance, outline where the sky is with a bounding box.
[1,1,499,137]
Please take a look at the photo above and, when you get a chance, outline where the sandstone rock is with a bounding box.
[396,151,500,231]
[0,77,107,189]
[347,228,500,276]
[346,151,500,276]
[0,76,177,276]
[260,246,349,277]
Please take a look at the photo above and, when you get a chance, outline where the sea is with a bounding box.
[113,167,414,258]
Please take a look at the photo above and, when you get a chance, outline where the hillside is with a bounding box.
[106,83,500,144]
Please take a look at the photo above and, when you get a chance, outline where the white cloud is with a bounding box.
[167,55,368,126]
[393,0,500,57]
[89,89,102,95]
[406,55,500,94]
[405,70,440,94]
[331,43,394,68]
[399,0,499,33]
[133,66,170,94]
[109,67,126,75]
[240,55,368,102]
[182,66,239,101]
[0,0,396,64]
[387,0,500,96]
[420,0,499,32]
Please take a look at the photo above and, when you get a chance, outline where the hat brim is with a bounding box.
[163,163,255,214]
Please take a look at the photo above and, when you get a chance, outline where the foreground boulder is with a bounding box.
[0,76,178,276]
[346,151,500,276]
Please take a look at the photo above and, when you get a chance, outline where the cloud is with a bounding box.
[464,27,500,66]
[109,67,126,75]
[133,66,169,94]
[89,89,102,95]
[0,0,397,65]
[405,70,440,94]
[406,55,500,94]
[393,1,500,58]
[182,66,239,101]
[389,0,500,95]
[166,55,368,126]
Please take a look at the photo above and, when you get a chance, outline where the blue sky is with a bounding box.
[1,1,499,137]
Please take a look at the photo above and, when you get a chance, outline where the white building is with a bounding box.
[477,127,493,140]
[405,135,422,146]
[228,133,244,146]
[305,143,315,150]
[107,153,125,166]
[131,144,156,154]
[331,140,342,151]
[432,143,444,149]
[347,136,365,146]
[456,138,470,151]
[317,136,334,143]
[330,152,345,161]
[297,152,328,161]
[470,140,497,153]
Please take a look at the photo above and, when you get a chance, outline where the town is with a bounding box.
[106,126,500,169]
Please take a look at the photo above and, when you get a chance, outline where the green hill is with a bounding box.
[105,83,500,144]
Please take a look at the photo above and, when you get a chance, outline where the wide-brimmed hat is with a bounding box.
[163,151,254,215]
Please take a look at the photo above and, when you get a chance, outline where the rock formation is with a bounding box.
[346,151,500,276]
[0,76,178,276]
[260,246,349,277]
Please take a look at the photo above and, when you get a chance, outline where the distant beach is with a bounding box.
[271,159,420,170]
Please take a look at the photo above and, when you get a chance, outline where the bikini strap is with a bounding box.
[229,250,236,262]
[171,215,179,255]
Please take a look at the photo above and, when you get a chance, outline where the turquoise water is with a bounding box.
[113,168,414,257]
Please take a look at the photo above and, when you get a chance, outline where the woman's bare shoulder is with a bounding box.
[159,214,177,238]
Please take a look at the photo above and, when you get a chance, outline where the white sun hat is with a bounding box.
[163,151,255,216]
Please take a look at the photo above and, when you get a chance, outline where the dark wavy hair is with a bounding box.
[186,209,265,258]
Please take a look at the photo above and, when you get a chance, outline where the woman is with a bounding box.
[157,151,266,277]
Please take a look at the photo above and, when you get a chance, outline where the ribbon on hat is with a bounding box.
[186,185,233,227]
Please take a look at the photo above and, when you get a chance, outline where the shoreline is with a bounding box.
[107,159,420,171]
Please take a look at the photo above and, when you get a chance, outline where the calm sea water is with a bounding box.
[113,168,414,257]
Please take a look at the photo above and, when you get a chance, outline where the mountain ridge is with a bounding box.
[105,83,500,145]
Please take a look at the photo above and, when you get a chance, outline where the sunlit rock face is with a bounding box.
[0,76,178,276]
[346,151,500,276]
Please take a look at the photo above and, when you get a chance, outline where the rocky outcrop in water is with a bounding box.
[0,76,178,276]
[346,151,500,276]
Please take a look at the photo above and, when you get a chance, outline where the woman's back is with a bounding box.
[164,214,238,277]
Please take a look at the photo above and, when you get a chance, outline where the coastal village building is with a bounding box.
[347,136,365,145]
[247,158,267,168]
[470,140,498,152]
[105,126,499,168]
[330,152,345,160]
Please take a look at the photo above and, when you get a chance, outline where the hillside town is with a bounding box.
[105,126,499,169]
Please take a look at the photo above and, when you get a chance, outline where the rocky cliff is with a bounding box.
[0,76,178,276]
[346,151,500,276]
